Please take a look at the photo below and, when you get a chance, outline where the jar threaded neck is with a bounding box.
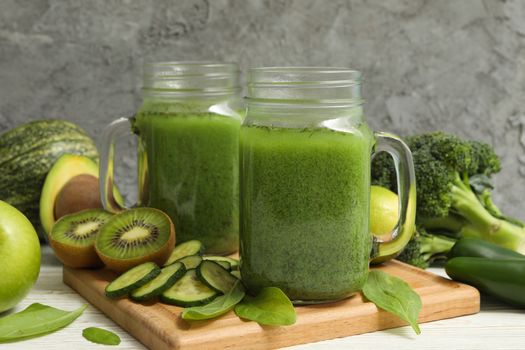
[246,67,362,108]
[143,62,240,98]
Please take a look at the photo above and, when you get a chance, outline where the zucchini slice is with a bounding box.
[213,260,231,271]
[196,260,238,294]
[161,269,218,307]
[230,270,241,279]
[105,262,160,298]
[164,240,204,266]
[130,262,186,302]
[177,254,203,269]
[203,256,239,270]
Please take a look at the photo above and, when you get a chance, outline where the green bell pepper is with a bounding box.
[446,238,525,307]
[446,257,525,307]
[448,237,525,260]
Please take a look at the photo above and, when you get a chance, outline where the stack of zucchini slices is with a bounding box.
[105,240,240,307]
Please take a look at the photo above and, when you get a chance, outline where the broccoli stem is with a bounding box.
[477,189,503,217]
[419,214,466,235]
[419,233,456,261]
[449,173,525,254]
[478,189,525,228]
[459,221,525,254]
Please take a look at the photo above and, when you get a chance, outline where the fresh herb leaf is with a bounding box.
[182,281,246,321]
[0,303,87,342]
[234,287,296,326]
[82,327,121,346]
[362,270,422,334]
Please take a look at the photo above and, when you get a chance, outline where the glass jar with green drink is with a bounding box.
[240,67,416,303]
[100,62,242,255]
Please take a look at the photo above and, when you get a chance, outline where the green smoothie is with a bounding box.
[134,102,240,255]
[240,123,373,302]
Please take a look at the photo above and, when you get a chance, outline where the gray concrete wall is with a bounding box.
[0,0,524,218]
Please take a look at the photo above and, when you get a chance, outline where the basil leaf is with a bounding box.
[234,287,296,326]
[82,327,121,346]
[362,270,422,334]
[182,281,245,321]
[0,303,87,342]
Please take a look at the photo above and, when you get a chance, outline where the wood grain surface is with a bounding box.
[63,260,480,350]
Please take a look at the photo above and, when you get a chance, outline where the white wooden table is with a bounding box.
[5,247,525,350]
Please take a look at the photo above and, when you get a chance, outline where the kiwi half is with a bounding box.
[49,209,113,268]
[95,208,175,272]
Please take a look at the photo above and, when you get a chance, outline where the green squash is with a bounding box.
[0,120,98,240]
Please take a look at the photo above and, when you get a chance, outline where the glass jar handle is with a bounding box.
[370,132,417,264]
[99,117,133,213]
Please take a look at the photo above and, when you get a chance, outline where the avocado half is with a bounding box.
[39,154,123,235]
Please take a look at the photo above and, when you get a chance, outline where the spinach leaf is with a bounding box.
[182,281,246,321]
[362,270,422,334]
[234,287,296,326]
[0,303,87,342]
[83,327,121,346]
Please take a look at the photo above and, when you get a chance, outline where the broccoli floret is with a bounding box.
[371,152,396,190]
[373,131,525,256]
[468,140,501,176]
[396,229,457,269]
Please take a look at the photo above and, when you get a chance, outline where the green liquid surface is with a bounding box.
[240,124,373,301]
[135,110,240,255]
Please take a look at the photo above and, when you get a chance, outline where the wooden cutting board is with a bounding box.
[63,260,479,350]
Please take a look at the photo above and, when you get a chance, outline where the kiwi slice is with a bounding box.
[49,209,113,268]
[95,208,176,272]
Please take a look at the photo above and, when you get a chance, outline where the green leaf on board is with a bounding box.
[0,303,87,342]
[82,327,121,346]
[182,281,246,321]
[362,270,422,334]
[234,287,296,326]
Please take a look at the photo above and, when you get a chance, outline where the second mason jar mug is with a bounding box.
[240,67,416,303]
[100,62,242,255]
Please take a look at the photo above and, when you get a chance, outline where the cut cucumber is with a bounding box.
[197,260,238,294]
[161,269,218,307]
[105,262,160,298]
[177,254,203,269]
[203,256,239,270]
[214,260,231,271]
[164,240,204,266]
[130,262,186,302]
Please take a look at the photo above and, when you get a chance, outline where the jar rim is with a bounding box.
[249,66,361,74]
[248,67,362,83]
[145,61,236,65]
[246,66,362,107]
[144,61,240,75]
[142,61,240,97]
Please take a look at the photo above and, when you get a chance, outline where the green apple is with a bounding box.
[0,200,41,312]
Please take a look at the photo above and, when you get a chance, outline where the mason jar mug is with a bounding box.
[239,67,416,303]
[100,62,243,255]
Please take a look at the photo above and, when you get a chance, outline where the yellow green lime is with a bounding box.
[370,185,399,239]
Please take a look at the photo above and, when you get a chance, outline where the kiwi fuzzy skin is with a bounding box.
[54,174,102,220]
[49,239,103,268]
[96,208,176,273]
